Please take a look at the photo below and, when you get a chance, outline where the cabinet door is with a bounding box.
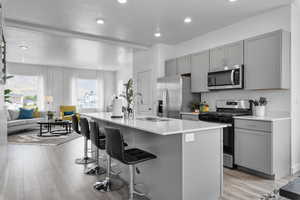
[191,51,210,92]
[165,59,177,76]
[177,55,191,75]
[209,46,226,71]
[244,31,282,90]
[235,128,272,175]
[225,41,244,66]
[181,114,199,121]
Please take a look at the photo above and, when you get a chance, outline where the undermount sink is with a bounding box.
[136,117,170,122]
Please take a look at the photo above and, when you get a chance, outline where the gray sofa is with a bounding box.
[6,109,46,135]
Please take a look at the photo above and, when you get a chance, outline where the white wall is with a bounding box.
[115,51,134,96]
[291,0,300,174]
[133,44,174,114]
[171,6,291,114]
[7,62,117,114]
[174,6,291,56]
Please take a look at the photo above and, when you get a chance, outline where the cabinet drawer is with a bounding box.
[235,119,272,132]
[181,114,199,121]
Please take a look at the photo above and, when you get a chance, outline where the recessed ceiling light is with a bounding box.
[184,17,192,24]
[228,0,238,2]
[96,18,105,25]
[154,32,161,38]
[19,45,29,50]
[118,0,127,4]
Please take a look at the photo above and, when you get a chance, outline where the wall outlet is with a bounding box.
[185,133,195,142]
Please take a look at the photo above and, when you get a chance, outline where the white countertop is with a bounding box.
[234,112,291,122]
[81,112,227,136]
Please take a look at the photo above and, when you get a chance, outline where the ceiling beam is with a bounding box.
[5,18,150,50]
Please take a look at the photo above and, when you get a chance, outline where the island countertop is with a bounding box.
[81,112,227,136]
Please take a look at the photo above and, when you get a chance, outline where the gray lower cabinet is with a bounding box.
[181,114,199,121]
[244,30,290,90]
[191,50,210,92]
[235,128,272,175]
[234,118,291,179]
[165,59,177,76]
[177,55,191,75]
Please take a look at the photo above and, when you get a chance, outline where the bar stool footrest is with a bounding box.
[93,175,125,192]
[85,165,106,175]
[75,157,95,165]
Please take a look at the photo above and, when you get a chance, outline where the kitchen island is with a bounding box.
[81,112,227,200]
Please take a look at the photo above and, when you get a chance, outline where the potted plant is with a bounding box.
[190,101,200,113]
[120,79,141,119]
[250,97,268,117]
[4,89,12,103]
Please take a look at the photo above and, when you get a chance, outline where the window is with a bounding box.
[5,75,43,110]
[76,79,97,109]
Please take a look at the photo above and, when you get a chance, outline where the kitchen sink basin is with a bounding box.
[136,117,170,122]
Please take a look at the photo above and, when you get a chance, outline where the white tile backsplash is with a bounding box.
[201,89,290,113]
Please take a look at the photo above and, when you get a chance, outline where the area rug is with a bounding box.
[8,129,81,146]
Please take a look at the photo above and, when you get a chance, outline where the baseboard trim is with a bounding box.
[292,163,300,174]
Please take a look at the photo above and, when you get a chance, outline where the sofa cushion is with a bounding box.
[19,108,34,119]
[64,111,74,116]
[24,118,43,125]
[8,120,27,127]
[8,110,20,120]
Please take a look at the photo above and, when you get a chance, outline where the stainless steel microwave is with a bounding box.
[207,65,244,90]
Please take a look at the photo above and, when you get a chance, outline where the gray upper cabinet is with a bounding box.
[225,41,244,67]
[209,46,226,71]
[191,51,210,93]
[165,59,177,76]
[209,41,244,72]
[177,55,191,75]
[244,30,290,90]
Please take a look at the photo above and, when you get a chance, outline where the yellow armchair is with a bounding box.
[60,106,77,121]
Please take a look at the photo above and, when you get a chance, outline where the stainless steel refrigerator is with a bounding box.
[157,75,201,119]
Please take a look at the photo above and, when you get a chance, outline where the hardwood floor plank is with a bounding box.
[0,138,297,200]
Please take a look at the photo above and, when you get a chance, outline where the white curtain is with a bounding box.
[7,62,46,110]
[7,62,117,113]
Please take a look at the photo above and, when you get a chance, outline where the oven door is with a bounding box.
[208,66,243,90]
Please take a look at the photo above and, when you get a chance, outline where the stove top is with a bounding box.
[199,111,251,117]
[199,100,252,123]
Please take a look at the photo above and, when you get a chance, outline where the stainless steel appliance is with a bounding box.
[208,65,244,90]
[199,99,252,168]
[157,75,200,119]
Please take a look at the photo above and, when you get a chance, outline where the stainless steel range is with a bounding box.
[199,99,252,168]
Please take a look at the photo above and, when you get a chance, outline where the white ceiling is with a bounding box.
[4,0,292,69]
[5,0,292,45]
[6,27,133,70]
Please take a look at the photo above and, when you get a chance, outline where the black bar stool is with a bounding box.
[85,121,106,175]
[93,128,128,192]
[97,127,156,199]
[74,117,95,165]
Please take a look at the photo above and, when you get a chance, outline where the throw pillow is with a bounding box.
[33,111,41,118]
[64,111,74,116]
[19,108,34,119]
[8,109,20,120]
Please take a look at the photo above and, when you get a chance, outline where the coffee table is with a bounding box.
[37,120,72,137]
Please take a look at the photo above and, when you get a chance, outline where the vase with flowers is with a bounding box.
[250,97,268,117]
[120,79,141,119]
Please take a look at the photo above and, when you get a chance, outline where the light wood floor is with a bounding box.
[0,137,297,200]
